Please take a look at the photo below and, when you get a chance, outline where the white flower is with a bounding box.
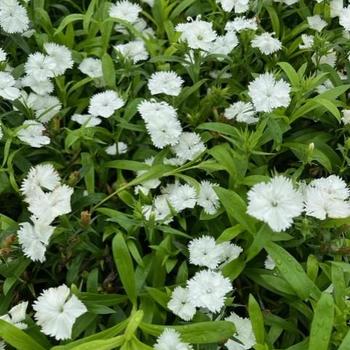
[44,43,74,76]
[138,100,182,148]
[17,219,55,262]
[209,31,239,56]
[224,101,257,124]
[172,132,206,162]
[109,0,141,23]
[218,242,243,264]
[21,75,54,95]
[330,0,344,18]
[342,110,350,125]
[26,93,62,122]
[88,90,125,118]
[21,163,60,199]
[340,7,350,31]
[188,236,223,269]
[0,1,30,34]
[148,71,183,96]
[304,176,350,220]
[0,301,28,330]
[299,34,314,49]
[78,58,103,78]
[264,255,276,270]
[247,175,304,232]
[134,158,161,195]
[0,71,20,100]
[71,114,101,127]
[307,15,327,32]
[274,0,299,5]
[225,17,257,32]
[0,48,6,61]
[251,32,282,55]
[225,312,256,350]
[28,185,73,224]
[33,285,87,340]
[248,73,291,112]
[217,0,249,13]
[17,120,50,148]
[114,40,149,63]
[197,181,220,214]
[168,183,197,212]
[187,270,232,313]
[142,195,172,223]
[176,19,217,51]
[24,53,56,81]
[167,287,196,321]
[105,142,128,155]
[155,329,193,350]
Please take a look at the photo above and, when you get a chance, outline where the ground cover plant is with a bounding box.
[0,0,350,349]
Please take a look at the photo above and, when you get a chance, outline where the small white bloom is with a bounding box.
[17,120,50,148]
[105,142,128,155]
[330,0,344,18]
[71,114,101,127]
[21,163,60,199]
[304,175,350,220]
[342,110,350,125]
[0,301,28,330]
[197,181,220,214]
[216,0,249,13]
[224,101,257,124]
[0,1,30,34]
[188,236,223,269]
[209,31,239,57]
[26,93,62,123]
[218,242,243,264]
[225,312,256,350]
[114,40,149,63]
[176,19,217,51]
[17,219,55,262]
[168,183,197,212]
[44,43,73,76]
[0,71,20,100]
[21,75,54,95]
[187,270,232,313]
[264,255,276,270]
[24,53,56,81]
[225,17,257,32]
[247,175,304,232]
[134,157,161,195]
[248,73,291,113]
[0,48,6,61]
[33,285,87,340]
[155,329,193,350]
[88,90,125,118]
[307,15,327,32]
[299,34,314,49]
[78,58,103,78]
[148,71,183,96]
[340,7,350,31]
[109,0,141,23]
[172,132,206,162]
[251,32,282,55]
[167,287,196,321]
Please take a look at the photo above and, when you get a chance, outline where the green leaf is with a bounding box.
[81,153,95,194]
[215,187,255,234]
[0,319,45,350]
[54,14,84,35]
[112,233,137,304]
[140,321,235,344]
[339,329,350,350]
[70,336,125,350]
[309,293,334,350]
[278,62,299,87]
[248,295,265,344]
[264,242,320,300]
[102,53,116,89]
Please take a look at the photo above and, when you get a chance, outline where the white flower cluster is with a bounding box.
[154,329,193,350]
[141,180,220,224]
[168,236,241,320]
[18,164,73,262]
[247,175,350,232]
[0,285,86,346]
